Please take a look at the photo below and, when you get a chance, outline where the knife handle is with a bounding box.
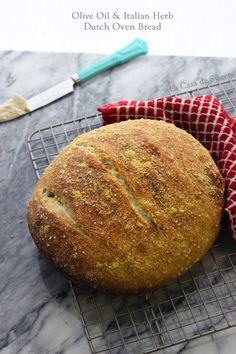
[72,38,148,83]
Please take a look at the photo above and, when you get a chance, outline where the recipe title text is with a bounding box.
[72,11,174,31]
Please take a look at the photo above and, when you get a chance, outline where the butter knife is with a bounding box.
[0,38,148,122]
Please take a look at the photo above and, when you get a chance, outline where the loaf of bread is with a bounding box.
[28,119,224,294]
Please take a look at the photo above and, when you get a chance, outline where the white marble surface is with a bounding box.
[1,51,236,354]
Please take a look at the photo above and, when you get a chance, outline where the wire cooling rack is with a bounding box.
[28,77,236,354]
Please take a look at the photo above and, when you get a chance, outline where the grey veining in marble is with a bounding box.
[1,50,236,354]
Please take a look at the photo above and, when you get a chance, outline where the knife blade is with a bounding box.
[0,38,148,122]
[27,79,74,112]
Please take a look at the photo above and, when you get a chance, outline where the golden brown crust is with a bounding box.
[27,120,224,294]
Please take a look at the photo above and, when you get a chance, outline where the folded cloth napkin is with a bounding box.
[98,95,236,241]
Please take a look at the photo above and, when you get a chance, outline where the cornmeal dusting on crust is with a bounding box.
[0,95,29,122]
[27,119,224,294]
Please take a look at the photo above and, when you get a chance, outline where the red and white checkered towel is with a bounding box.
[98,95,236,241]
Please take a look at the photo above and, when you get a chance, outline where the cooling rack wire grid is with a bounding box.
[28,78,236,354]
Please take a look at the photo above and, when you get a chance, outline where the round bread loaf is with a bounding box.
[28,119,224,294]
